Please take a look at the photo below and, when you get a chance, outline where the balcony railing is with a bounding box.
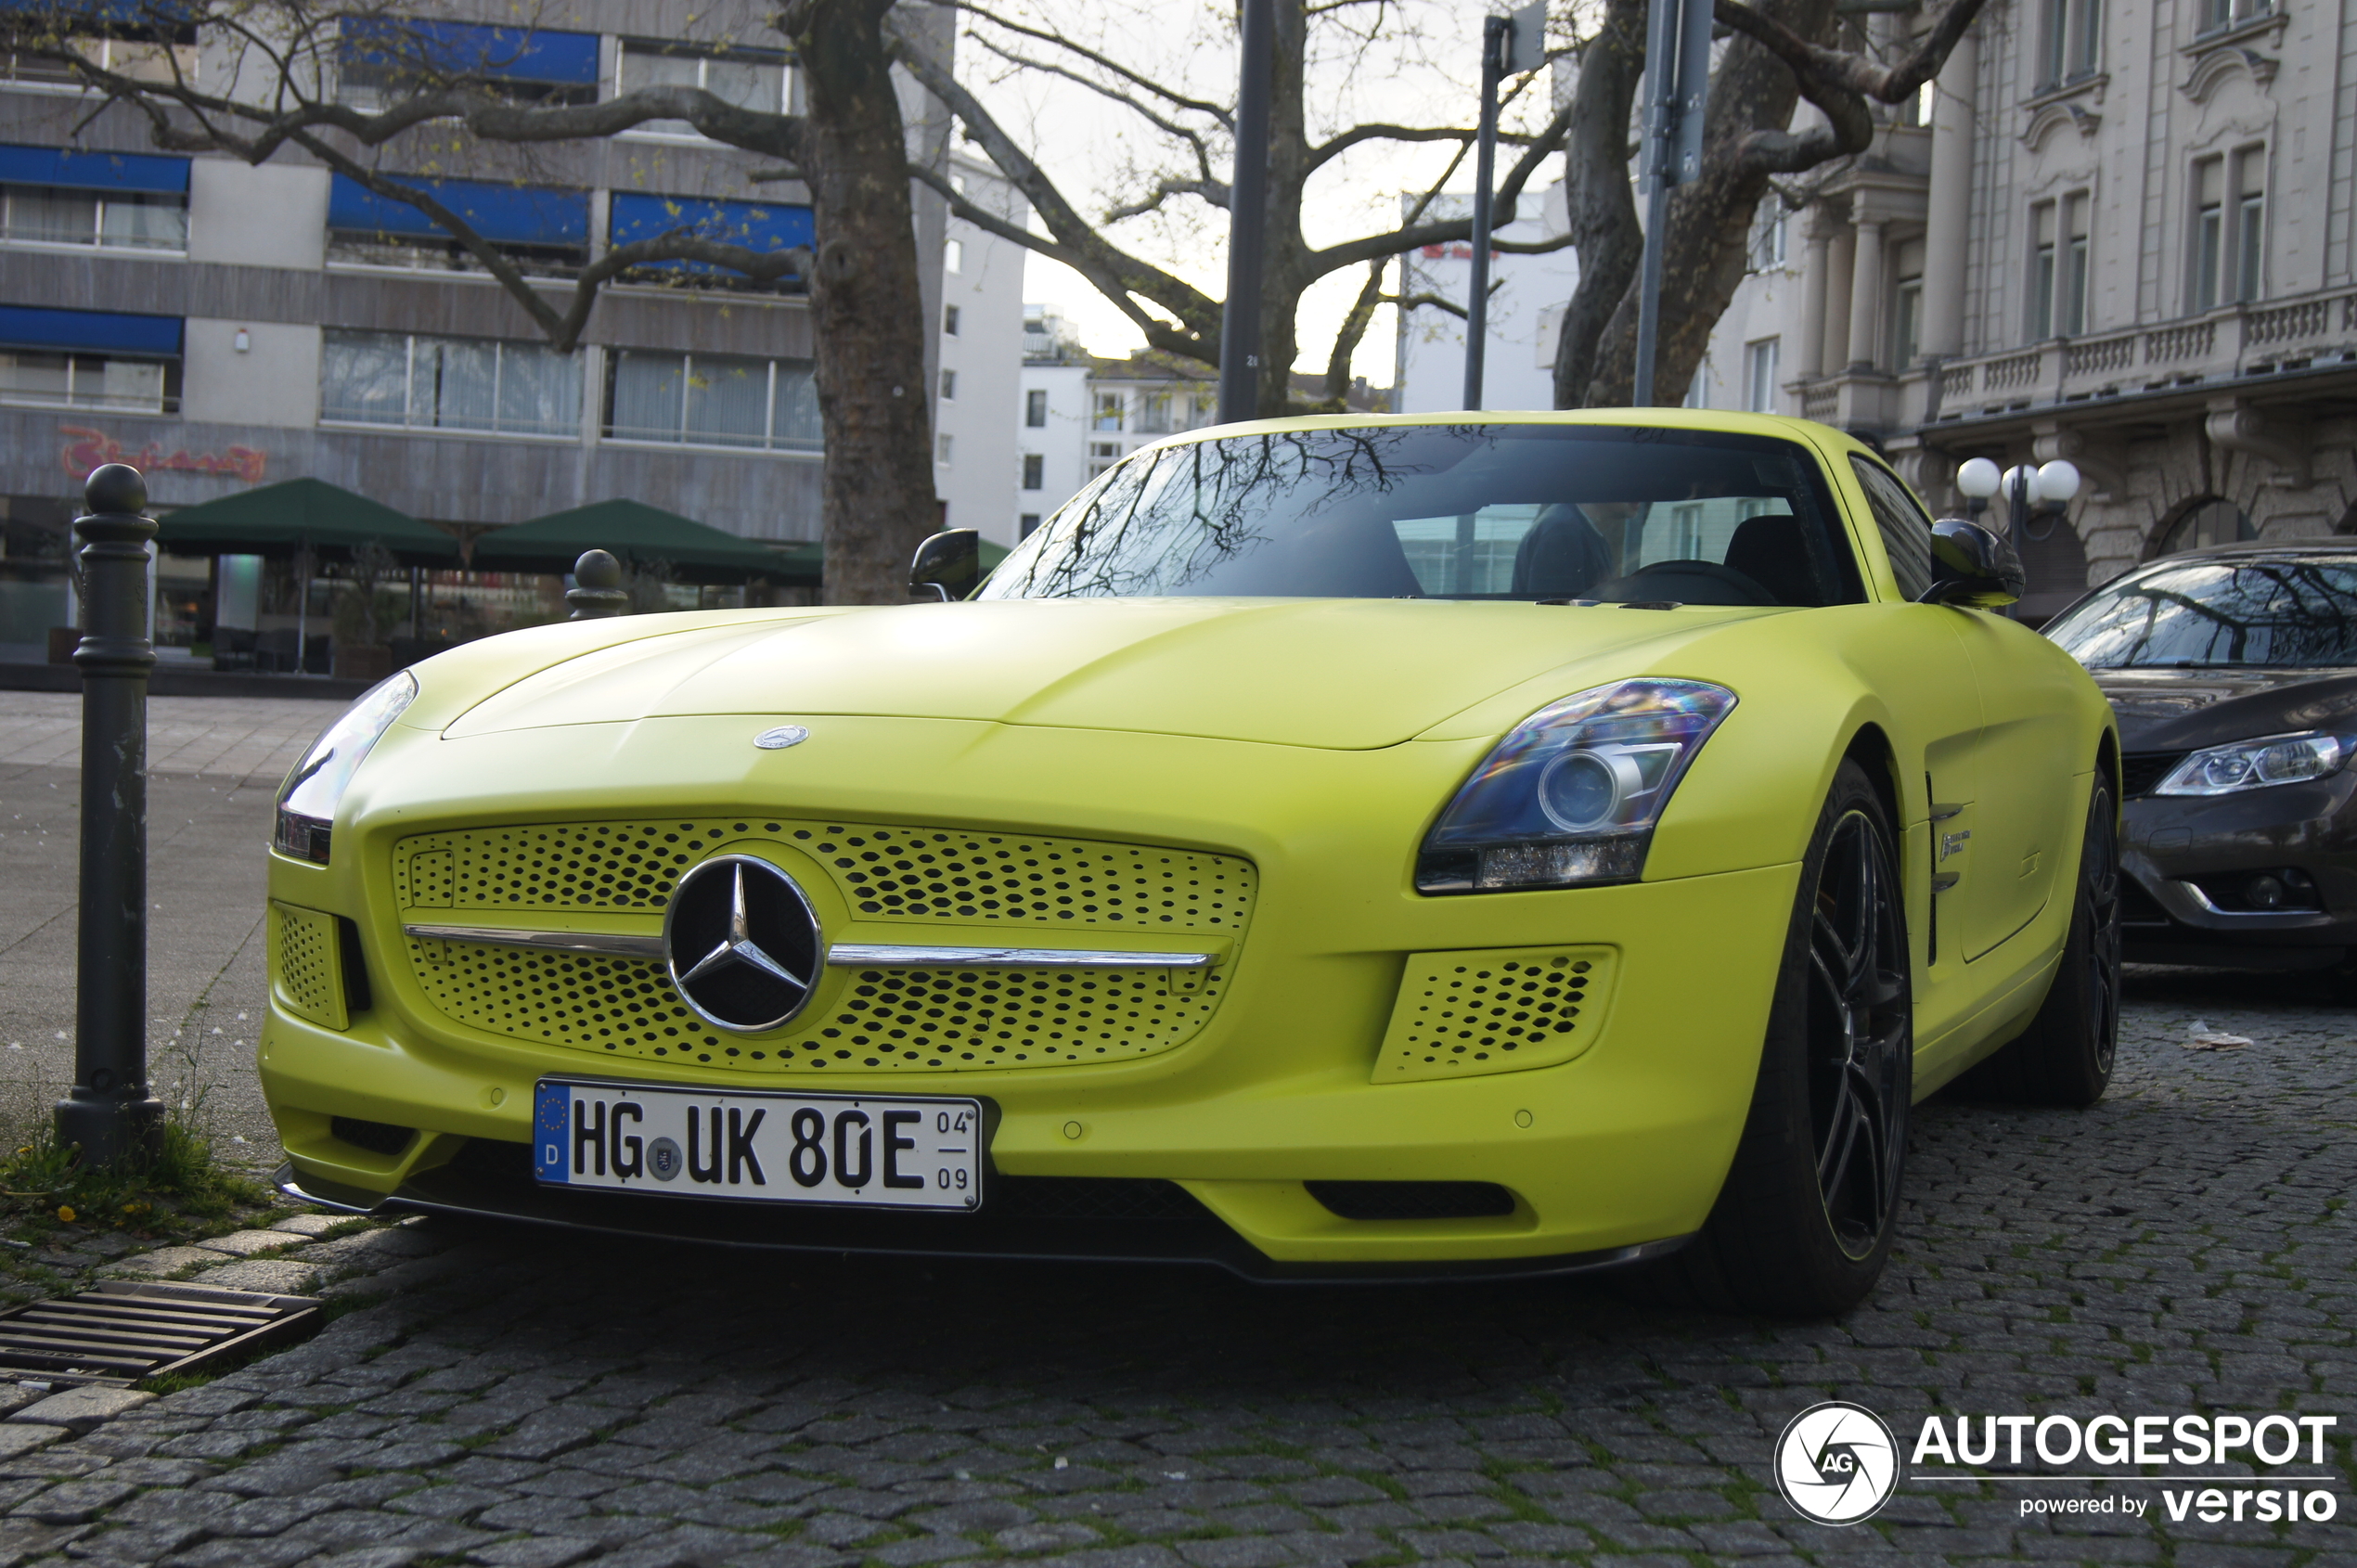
[1919,286,2357,425]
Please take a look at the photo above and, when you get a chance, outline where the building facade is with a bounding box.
[1014,318,1219,534]
[1690,0,2357,616]
[1394,187,1581,415]
[0,1,965,644]
[932,153,1029,545]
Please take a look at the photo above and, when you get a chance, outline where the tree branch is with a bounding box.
[1303,94,1575,278]
[929,0,1234,127]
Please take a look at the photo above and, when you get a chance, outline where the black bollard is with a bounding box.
[566,549,628,620]
[57,464,166,1168]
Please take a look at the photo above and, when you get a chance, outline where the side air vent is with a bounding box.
[330,1117,415,1157]
[1306,1181,1517,1221]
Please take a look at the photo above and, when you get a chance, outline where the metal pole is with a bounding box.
[57,463,165,1168]
[1217,0,1276,425]
[1463,16,1508,410]
[1630,0,1679,407]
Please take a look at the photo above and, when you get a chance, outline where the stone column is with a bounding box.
[1822,227,1856,373]
[1921,29,1979,358]
[1848,216,1887,371]
[1797,227,1832,379]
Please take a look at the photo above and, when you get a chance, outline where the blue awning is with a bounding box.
[0,1,203,27]
[609,194,813,278]
[0,304,181,356]
[0,143,189,194]
[328,174,588,246]
[339,18,599,86]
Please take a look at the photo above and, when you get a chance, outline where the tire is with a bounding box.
[1955,774,2121,1108]
[1630,759,1913,1317]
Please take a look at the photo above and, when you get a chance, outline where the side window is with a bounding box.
[1849,456,1937,600]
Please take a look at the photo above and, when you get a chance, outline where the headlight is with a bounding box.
[273,671,418,864]
[2154,731,2349,796]
[1416,678,1738,893]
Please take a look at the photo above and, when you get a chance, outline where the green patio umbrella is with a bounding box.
[473,499,815,585]
[154,478,457,673]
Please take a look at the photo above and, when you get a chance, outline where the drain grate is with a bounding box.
[0,1279,325,1387]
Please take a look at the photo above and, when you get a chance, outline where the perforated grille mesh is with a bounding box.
[270,902,347,1031]
[1375,946,1616,1082]
[393,819,1254,930]
[405,942,1225,1073]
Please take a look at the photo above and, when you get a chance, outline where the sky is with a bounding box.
[955,0,1571,383]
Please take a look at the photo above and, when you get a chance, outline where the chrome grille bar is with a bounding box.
[404,925,665,959]
[826,944,1214,970]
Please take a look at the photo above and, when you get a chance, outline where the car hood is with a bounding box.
[440,598,1755,751]
[2089,665,2357,751]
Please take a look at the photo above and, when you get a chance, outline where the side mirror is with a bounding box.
[908,528,980,602]
[1918,518,2024,610]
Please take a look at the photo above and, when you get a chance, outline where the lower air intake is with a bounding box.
[1306,1180,1517,1221]
[331,1117,415,1157]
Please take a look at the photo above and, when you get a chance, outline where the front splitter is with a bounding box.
[276,1159,1690,1286]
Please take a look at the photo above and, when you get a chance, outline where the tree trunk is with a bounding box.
[1253,0,1313,418]
[794,0,935,603]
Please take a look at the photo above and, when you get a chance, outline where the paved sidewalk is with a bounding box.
[0,968,2340,1568]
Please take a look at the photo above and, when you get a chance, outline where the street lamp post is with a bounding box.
[1216,0,1276,426]
[57,463,166,1169]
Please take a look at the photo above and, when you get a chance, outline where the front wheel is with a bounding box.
[1639,760,1913,1317]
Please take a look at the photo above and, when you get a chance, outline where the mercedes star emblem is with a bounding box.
[753,725,809,750]
[663,855,823,1032]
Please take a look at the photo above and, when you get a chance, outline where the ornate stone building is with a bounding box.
[1690,0,2357,618]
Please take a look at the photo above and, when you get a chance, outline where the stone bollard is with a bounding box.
[57,464,166,1168]
[567,549,629,619]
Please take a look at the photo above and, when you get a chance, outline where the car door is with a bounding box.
[1840,457,1986,1047]
[1850,459,2077,963]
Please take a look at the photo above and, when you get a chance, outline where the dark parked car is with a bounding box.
[2044,540,2357,970]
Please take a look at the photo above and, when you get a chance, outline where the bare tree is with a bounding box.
[1551,0,1990,408]
[885,0,1578,417]
[2,0,939,603]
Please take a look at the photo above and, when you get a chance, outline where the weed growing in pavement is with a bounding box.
[0,1118,273,1246]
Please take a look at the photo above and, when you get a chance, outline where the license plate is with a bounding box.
[533,1078,987,1211]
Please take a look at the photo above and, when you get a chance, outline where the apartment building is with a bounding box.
[1691,0,2357,616]
[1014,314,1218,535]
[0,2,963,641]
[932,154,1029,545]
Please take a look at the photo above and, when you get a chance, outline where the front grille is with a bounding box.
[331,1117,415,1156]
[405,939,1228,1072]
[1375,946,1616,1082]
[394,818,1255,930]
[2119,877,2173,928]
[2120,752,2188,797]
[268,902,348,1030]
[1306,1181,1517,1221]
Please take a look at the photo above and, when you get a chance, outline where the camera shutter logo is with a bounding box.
[663,855,823,1033]
[1774,1402,1900,1525]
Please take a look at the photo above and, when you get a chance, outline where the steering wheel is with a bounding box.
[1592,559,1778,608]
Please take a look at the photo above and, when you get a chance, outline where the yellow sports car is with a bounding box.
[264,411,2119,1315]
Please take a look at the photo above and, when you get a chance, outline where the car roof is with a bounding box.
[1134,406,1879,464]
[2141,538,2357,566]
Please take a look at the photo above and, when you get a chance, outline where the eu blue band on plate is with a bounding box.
[535,1085,570,1183]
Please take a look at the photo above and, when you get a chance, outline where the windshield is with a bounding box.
[980,424,1861,608]
[2046,556,2357,670]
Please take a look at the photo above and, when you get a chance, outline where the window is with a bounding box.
[1091,392,1124,431]
[1744,338,1779,413]
[0,145,189,251]
[4,26,197,87]
[2191,158,2224,310]
[939,368,956,401]
[0,304,180,414]
[1891,277,1923,370]
[2060,193,2091,334]
[327,174,587,277]
[323,329,580,436]
[1019,513,1042,538]
[944,238,963,274]
[937,433,954,465]
[615,40,791,135]
[1021,453,1044,490]
[338,19,599,110]
[1136,392,1174,434]
[2029,201,2057,339]
[943,303,960,336]
[2199,0,2272,34]
[1024,388,1047,428]
[1746,198,1787,272]
[606,193,812,291]
[1090,442,1120,458]
[2234,148,2265,302]
[1849,457,1937,600]
[2040,0,2101,85]
[605,349,819,450]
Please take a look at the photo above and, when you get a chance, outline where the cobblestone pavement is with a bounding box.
[0,969,2337,1568]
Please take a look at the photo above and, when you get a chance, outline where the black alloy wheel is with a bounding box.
[1959,775,2121,1107]
[1804,807,1913,1260]
[1623,759,1913,1317]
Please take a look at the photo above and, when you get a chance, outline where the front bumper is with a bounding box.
[2120,772,2357,966]
[262,713,1804,1272]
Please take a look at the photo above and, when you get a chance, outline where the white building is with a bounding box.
[1014,311,1219,536]
[932,153,1030,546]
[1394,188,1581,414]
